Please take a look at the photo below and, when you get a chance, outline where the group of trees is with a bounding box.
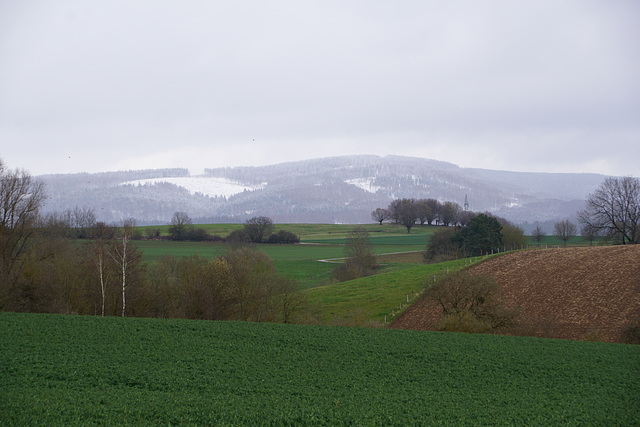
[530,177,639,247]
[0,161,306,321]
[372,198,470,233]
[169,213,300,244]
[426,213,527,261]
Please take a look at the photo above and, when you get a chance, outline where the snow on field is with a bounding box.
[345,178,381,193]
[122,177,266,198]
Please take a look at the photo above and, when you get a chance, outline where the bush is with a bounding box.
[437,311,492,333]
[267,230,300,244]
[333,229,377,282]
[621,321,640,344]
[425,271,519,332]
[187,228,214,242]
[425,227,461,261]
[226,229,250,243]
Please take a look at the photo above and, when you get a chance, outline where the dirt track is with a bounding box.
[390,246,640,343]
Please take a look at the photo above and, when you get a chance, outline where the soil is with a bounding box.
[390,246,640,343]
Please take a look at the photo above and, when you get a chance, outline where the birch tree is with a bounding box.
[110,220,142,317]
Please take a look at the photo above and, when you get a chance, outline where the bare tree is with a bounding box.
[424,198,441,225]
[554,219,577,247]
[88,222,115,316]
[244,216,274,243]
[580,224,599,246]
[70,206,96,238]
[387,199,402,224]
[531,225,546,246]
[110,221,142,317]
[0,161,46,286]
[415,200,430,225]
[169,211,193,241]
[333,228,377,281]
[578,176,640,244]
[371,208,390,225]
[395,199,419,233]
[440,201,461,226]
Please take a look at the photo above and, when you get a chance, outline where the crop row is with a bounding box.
[2,313,638,425]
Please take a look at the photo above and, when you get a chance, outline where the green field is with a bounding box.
[304,260,474,325]
[135,223,433,289]
[1,313,638,425]
[130,223,594,321]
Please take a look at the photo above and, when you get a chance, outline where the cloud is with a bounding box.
[1,0,638,177]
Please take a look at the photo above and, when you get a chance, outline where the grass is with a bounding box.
[133,223,433,290]
[2,312,638,425]
[304,258,478,325]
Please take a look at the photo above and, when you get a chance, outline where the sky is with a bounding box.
[1,0,639,177]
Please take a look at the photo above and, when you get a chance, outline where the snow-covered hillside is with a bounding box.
[122,177,265,198]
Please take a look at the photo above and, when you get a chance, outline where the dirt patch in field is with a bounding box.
[390,246,640,343]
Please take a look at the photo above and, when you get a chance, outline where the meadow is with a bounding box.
[136,223,433,289]
[132,223,574,323]
[2,312,638,425]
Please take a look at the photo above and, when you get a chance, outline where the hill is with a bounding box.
[391,246,640,343]
[37,155,607,229]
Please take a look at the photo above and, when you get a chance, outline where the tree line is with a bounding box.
[0,160,304,321]
[375,180,639,247]
[1,159,637,324]
[167,212,299,244]
[371,198,469,233]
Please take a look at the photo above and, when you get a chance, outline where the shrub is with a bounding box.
[333,229,377,282]
[187,228,214,242]
[226,229,250,243]
[621,321,640,344]
[437,310,492,333]
[425,271,519,332]
[267,230,300,244]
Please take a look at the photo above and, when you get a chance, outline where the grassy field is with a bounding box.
[303,257,481,325]
[134,223,433,289]
[131,223,602,322]
[2,312,637,425]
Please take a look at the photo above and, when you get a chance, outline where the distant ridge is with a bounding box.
[38,155,608,229]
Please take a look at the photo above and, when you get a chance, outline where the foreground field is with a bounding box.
[393,246,640,343]
[1,313,638,425]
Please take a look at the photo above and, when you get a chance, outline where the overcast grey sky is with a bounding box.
[1,1,638,177]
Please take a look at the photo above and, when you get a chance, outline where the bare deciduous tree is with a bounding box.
[532,225,546,246]
[554,219,577,247]
[0,161,46,287]
[333,228,377,281]
[244,216,274,243]
[169,211,193,241]
[578,176,640,244]
[371,208,390,225]
[110,221,142,317]
[440,201,461,227]
[393,198,419,233]
[424,198,441,225]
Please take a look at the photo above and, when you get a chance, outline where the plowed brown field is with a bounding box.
[391,246,640,343]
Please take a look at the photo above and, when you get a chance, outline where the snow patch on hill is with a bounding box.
[345,178,382,193]
[122,177,265,198]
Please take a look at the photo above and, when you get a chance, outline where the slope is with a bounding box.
[391,246,640,343]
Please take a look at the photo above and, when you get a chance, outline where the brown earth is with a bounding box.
[390,246,640,343]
